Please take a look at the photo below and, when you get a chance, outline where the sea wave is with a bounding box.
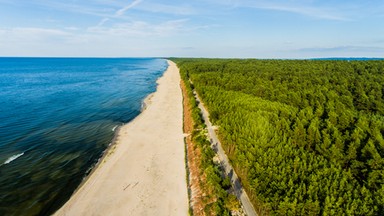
[112,125,118,132]
[2,152,24,165]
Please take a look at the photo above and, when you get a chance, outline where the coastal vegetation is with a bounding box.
[180,68,241,215]
[174,59,384,215]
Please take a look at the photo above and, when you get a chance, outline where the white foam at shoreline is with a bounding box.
[112,126,118,132]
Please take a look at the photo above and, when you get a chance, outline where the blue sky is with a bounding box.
[0,0,383,58]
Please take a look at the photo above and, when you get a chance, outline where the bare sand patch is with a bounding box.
[55,60,188,216]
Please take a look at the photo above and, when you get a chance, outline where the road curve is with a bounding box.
[193,90,258,216]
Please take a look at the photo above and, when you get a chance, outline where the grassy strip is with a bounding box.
[177,59,241,216]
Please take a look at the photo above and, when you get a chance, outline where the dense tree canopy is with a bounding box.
[174,59,384,215]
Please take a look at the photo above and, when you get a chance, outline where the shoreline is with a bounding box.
[64,68,161,200]
[141,92,155,111]
[55,60,188,215]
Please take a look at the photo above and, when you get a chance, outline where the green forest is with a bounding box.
[173,59,384,215]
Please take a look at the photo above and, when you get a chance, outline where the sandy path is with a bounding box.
[55,60,188,216]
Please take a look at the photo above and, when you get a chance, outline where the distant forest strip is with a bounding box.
[173,58,384,215]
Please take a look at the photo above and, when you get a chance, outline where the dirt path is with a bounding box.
[193,89,258,216]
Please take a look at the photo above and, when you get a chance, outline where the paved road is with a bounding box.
[193,91,258,216]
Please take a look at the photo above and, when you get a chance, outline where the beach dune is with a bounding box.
[55,60,188,216]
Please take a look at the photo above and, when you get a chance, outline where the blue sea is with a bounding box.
[0,58,167,215]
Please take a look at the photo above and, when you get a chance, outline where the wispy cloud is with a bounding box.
[41,1,114,17]
[137,2,196,15]
[97,18,110,26]
[8,27,72,39]
[115,0,142,17]
[298,45,384,53]
[0,0,140,19]
[249,2,349,21]
[0,27,74,51]
[88,19,189,37]
[0,20,191,56]
[206,0,350,20]
[93,0,143,28]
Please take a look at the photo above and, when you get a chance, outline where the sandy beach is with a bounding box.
[55,60,188,216]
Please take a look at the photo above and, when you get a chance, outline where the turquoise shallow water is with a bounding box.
[0,58,167,215]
